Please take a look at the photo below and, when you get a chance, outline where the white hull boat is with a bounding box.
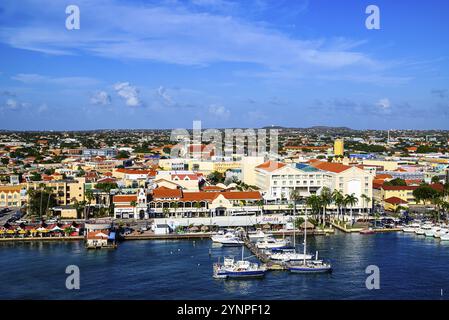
[270,252,313,262]
[435,229,449,238]
[256,238,288,249]
[248,230,267,242]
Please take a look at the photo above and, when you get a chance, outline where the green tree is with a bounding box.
[207,171,225,185]
[413,185,440,205]
[332,189,344,221]
[319,187,332,225]
[306,195,321,221]
[431,176,441,184]
[344,193,358,226]
[384,178,407,186]
[289,189,301,215]
[27,188,57,217]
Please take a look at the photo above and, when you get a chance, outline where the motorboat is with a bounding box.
[360,228,375,235]
[402,223,421,233]
[248,230,267,242]
[256,237,289,249]
[434,228,449,238]
[219,237,244,246]
[211,231,236,243]
[213,248,266,279]
[270,252,313,262]
[415,224,432,235]
[440,233,449,241]
[424,226,440,237]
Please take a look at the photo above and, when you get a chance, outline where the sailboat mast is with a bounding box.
[303,211,307,264]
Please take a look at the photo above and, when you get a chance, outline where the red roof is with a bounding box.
[375,174,393,180]
[113,195,137,203]
[384,197,408,205]
[152,187,183,199]
[255,160,286,172]
[310,161,352,173]
[382,185,417,191]
[87,230,109,240]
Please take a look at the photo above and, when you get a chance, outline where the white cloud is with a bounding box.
[113,82,142,107]
[5,98,17,109]
[0,1,380,77]
[90,91,111,106]
[377,98,391,110]
[12,73,100,87]
[157,86,174,106]
[208,104,230,118]
[38,103,48,113]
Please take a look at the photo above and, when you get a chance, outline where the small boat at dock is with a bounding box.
[256,237,289,249]
[213,247,267,279]
[360,228,375,235]
[248,230,267,242]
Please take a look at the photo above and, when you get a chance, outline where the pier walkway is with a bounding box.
[242,237,288,270]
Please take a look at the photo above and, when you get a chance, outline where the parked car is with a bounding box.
[15,220,28,224]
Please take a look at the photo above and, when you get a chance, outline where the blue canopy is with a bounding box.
[108,232,116,240]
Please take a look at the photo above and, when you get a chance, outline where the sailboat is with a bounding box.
[269,224,312,262]
[289,212,332,274]
[213,246,267,279]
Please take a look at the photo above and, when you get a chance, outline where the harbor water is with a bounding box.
[0,231,448,299]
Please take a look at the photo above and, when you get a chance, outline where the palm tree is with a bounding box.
[85,189,95,219]
[306,195,321,222]
[44,186,54,218]
[344,193,358,226]
[38,183,46,218]
[255,199,264,216]
[361,194,371,220]
[319,187,332,226]
[193,201,202,217]
[332,189,344,221]
[172,202,179,217]
[289,189,301,215]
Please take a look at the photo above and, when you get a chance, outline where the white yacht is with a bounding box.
[440,233,449,241]
[248,230,267,242]
[434,228,449,238]
[256,237,288,249]
[270,252,313,262]
[415,224,432,235]
[424,226,440,237]
[402,223,421,233]
[211,231,235,243]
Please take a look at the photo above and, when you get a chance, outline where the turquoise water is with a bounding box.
[0,232,448,299]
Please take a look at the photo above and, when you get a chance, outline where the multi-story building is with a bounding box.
[149,187,262,217]
[334,139,344,156]
[255,160,373,210]
[26,177,86,206]
[113,188,148,219]
[0,185,25,207]
[255,160,328,202]
[82,148,117,158]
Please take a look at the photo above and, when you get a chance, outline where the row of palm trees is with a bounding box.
[290,187,371,227]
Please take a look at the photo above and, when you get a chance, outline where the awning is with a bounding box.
[108,232,116,240]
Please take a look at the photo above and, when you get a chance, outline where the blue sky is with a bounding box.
[0,0,448,130]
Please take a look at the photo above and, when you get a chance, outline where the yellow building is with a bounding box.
[0,185,24,207]
[27,178,86,206]
[334,139,344,156]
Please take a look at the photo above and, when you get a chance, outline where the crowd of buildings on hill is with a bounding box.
[1,129,449,222]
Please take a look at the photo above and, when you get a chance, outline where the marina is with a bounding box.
[1,231,449,299]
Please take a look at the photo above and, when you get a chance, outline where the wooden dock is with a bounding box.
[242,238,288,270]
